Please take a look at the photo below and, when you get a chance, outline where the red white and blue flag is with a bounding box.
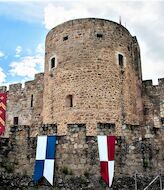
[97,136,116,187]
[33,136,57,185]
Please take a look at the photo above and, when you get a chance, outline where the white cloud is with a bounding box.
[0,51,5,58]
[0,67,6,84]
[9,43,44,79]
[9,55,43,78]
[36,43,44,54]
[43,1,164,84]
[15,45,22,57]
[0,1,163,84]
[44,3,91,29]
[141,40,164,85]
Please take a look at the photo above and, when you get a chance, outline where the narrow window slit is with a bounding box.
[97,33,103,38]
[13,117,18,125]
[51,57,55,69]
[118,54,124,68]
[66,95,73,107]
[31,94,33,107]
[63,36,68,41]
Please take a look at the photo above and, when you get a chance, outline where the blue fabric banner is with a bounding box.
[33,160,44,182]
[46,136,56,159]
[33,135,57,185]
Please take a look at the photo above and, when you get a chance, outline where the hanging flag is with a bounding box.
[97,136,116,187]
[33,135,57,185]
[0,93,7,136]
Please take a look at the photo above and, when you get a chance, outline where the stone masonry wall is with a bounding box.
[142,78,164,128]
[43,18,143,136]
[0,73,44,137]
[0,18,163,189]
[0,123,163,189]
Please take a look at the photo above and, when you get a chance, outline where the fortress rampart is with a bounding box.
[142,78,164,129]
[0,73,44,137]
[0,18,163,189]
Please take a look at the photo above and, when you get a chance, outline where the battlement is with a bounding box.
[158,78,164,86]
[0,72,44,93]
[0,86,7,92]
[142,79,153,86]
[0,17,163,189]
[9,83,22,92]
[142,78,164,88]
[0,123,163,186]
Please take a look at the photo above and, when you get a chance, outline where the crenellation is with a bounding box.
[158,78,164,86]
[0,18,163,189]
[34,72,44,80]
[142,79,153,87]
[24,80,35,89]
[0,86,7,92]
[9,83,22,92]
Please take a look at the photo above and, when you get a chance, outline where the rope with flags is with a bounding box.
[0,93,7,136]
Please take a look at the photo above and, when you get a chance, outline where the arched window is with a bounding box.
[66,95,73,107]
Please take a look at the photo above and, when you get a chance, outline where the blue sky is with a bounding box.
[0,2,47,85]
[0,15,47,84]
[0,1,164,86]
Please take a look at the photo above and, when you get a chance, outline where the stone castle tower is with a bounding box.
[0,19,163,189]
[43,18,143,136]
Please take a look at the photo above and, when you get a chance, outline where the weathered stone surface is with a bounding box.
[0,18,164,189]
[0,172,163,190]
[42,18,143,136]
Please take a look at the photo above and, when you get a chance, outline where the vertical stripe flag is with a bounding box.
[97,136,115,187]
[33,136,57,185]
[0,93,7,136]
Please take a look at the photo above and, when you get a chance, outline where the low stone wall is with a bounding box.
[0,172,163,190]
[0,124,163,189]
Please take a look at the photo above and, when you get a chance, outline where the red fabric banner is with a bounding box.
[0,93,7,135]
[100,161,109,185]
[107,136,115,161]
[98,135,116,187]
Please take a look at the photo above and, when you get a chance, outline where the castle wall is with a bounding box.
[0,124,163,188]
[0,18,163,189]
[43,18,143,136]
[142,78,164,128]
[0,73,44,137]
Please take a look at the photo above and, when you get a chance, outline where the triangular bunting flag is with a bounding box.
[97,136,115,187]
[33,135,57,185]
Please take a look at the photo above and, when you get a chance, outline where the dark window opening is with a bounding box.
[63,36,68,41]
[161,118,164,125]
[144,108,149,115]
[51,57,55,69]
[13,117,18,125]
[118,54,124,68]
[66,95,73,107]
[97,33,103,38]
[31,94,33,108]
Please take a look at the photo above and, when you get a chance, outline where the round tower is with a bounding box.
[42,18,143,135]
